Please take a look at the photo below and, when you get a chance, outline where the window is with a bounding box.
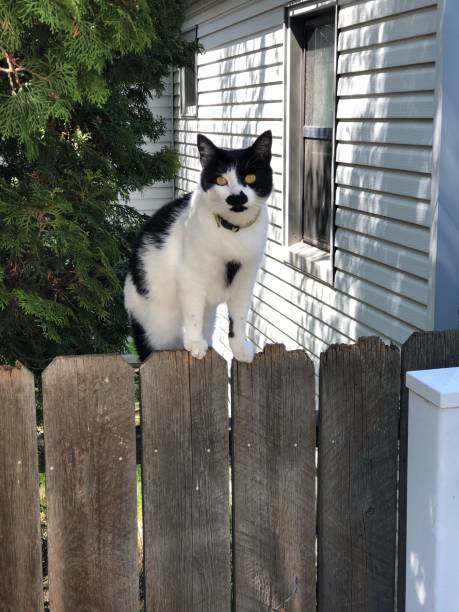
[285,2,337,268]
[303,16,335,250]
[180,27,198,117]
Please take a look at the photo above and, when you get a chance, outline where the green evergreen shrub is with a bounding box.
[0,0,194,370]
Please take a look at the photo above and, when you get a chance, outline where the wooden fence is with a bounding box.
[0,331,458,612]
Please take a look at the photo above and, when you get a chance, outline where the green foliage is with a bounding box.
[0,0,155,152]
[0,0,195,370]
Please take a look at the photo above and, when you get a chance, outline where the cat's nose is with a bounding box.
[226,192,248,206]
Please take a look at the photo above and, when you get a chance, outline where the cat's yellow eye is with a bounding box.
[215,176,228,186]
[244,174,256,184]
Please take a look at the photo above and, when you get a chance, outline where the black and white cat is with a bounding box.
[124,131,272,363]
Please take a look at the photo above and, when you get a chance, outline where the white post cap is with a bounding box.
[406,367,459,408]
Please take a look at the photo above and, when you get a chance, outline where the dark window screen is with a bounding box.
[181,28,197,115]
[183,64,196,109]
[302,17,334,251]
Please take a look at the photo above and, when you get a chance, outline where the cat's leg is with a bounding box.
[181,288,209,359]
[227,262,258,363]
[203,305,217,346]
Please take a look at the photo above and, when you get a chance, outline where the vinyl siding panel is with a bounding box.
[199,8,285,50]
[128,75,174,215]
[256,267,382,341]
[174,117,285,138]
[336,94,435,119]
[338,7,437,49]
[338,0,438,27]
[198,83,284,106]
[197,29,283,65]
[335,187,431,226]
[335,165,432,199]
[337,67,436,96]
[336,120,433,146]
[175,0,439,364]
[334,209,431,252]
[334,229,430,279]
[333,271,427,328]
[198,49,283,78]
[336,143,432,173]
[333,0,438,352]
[197,102,283,120]
[337,38,437,72]
[334,251,429,304]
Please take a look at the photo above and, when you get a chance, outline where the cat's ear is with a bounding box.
[249,130,272,162]
[197,134,218,167]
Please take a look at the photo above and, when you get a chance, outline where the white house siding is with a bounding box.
[174,0,439,365]
[128,74,174,215]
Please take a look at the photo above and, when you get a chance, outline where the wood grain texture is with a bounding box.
[232,344,316,612]
[39,423,141,473]
[141,349,231,612]
[397,330,459,612]
[42,355,137,612]
[318,337,400,612]
[0,364,43,612]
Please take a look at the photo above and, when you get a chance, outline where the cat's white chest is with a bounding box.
[181,203,268,306]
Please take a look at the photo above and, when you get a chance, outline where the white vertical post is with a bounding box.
[405,366,459,612]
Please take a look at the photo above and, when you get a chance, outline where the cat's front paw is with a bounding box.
[184,338,208,360]
[230,339,256,363]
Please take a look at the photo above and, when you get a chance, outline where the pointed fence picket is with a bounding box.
[0,331,458,611]
[141,349,231,611]
[42,355,138,611]
[232,344,316,611]
[0,364,43,612]
[318,337,400,612]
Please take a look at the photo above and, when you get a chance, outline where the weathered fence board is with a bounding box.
[232,344,316,611]
[397,329,459,612]
[318,337,400,612]
[141,349,231,611]
[3,331,458,610]
[0,364,43,612]
[42,355,138,612]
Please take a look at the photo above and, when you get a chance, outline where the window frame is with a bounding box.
[283,0,338,284]
[180,26,198,118]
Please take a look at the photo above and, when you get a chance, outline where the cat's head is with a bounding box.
[196,131,273,219]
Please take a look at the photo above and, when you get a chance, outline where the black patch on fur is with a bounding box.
[228,316,234,338]
[226,192,248,207]
[128,193,191,295]
[129,248,148,296]
[225,261,241,287]
[131,316,153,362]
[142,193,191,248]
[197,131,273,200]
